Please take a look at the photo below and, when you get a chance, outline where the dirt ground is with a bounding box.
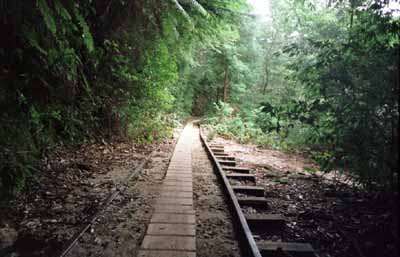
[0,125,245,257]
[210,136,399,257]
[192,126,242,257]
[0,131,179,257]
[1,126,398,257]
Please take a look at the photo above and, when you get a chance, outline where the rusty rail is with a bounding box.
[199,129,263,257]
[57,146,161,257]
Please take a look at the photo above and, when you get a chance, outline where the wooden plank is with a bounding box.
[210,144,224,147]
[216,156,235,161]
[218,160,236,166]
[214,153,229,157]
[245,214,286,229]
[227,173,256,182]
[258,241,315,257]
[232,185,265,196]
[221,166,251,173]
[237,196,268,207]
[211,148,225,153]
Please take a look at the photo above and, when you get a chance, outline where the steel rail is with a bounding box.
[56,146,160,257]
[199,128,262,257]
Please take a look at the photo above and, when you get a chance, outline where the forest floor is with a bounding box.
[0,129,180,257]
[0,125,243,257]
[210,136,399,257]
[0,127,398,257]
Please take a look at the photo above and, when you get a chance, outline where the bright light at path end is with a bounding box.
[247,0,271,20]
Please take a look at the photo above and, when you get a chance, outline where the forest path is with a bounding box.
[138,122,197,257]
[137,121,242,257]
[0,121,397,257]
[0,121,241,257]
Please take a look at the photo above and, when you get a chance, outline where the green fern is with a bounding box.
[172,0,192,22]
[54,0,72,21]
[73,7,94,53]
[179,0,208,17]
[37,0,57,35]
[171,0,208,26]
[24,28,47,55]
[80,69,92,95]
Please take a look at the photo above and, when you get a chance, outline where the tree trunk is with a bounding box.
[350,0,355,29]
[263,65,269,95]
[390,48,399,189]
[223,63,229,102]
[350,8,354,28]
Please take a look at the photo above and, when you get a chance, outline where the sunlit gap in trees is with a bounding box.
[247,0,271,22]
[248,0,400,18]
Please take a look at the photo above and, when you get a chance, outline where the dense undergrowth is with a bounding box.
[0,0,398,195]
[203,102,304,150]
[198,1,399,190]
[0,0,247,196]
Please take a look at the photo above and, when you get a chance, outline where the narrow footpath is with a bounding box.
[138,122,197,257]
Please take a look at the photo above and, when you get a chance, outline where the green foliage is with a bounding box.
[126,111,176,144]
[204,102,275,147]
[282,2,399,188]
[73,6,94,53]
[37,0,57,35]
[197,0,398,189]
[1,0,247,194]
[1,0,397,195]
[0,122,39,196]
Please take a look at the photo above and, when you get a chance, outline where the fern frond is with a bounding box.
[172,0,192,22]
[73,7,95,53]
[178,0,208,17]
[171,0,209,25]
[54,0,72,21]
[37,0,57,35]
[24,28,48,55]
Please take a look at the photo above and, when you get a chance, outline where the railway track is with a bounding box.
[56,146,162,257]
[53,122,315,257]
[199,129,316,257]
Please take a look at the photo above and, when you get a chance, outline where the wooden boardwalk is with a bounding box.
[138,122,196,257]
